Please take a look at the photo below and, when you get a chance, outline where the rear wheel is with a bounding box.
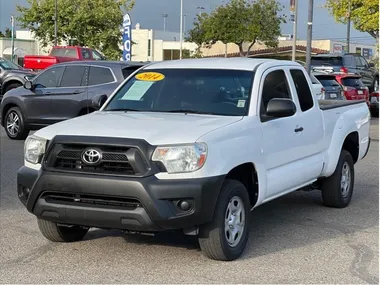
[37,219,89,242]
[4,107,29,140]
[198,179,250,261]
[321,150,355,208]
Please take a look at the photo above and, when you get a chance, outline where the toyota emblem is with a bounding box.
[81,149,102,165]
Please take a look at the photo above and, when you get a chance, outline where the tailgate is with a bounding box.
[23,56,58,70]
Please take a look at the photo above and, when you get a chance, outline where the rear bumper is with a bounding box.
[17,166,224,232]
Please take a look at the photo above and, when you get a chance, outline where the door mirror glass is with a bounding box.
[266,98,296,118]
[24,80,33,90]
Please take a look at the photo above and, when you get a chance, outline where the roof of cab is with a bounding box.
[143,57,300,71]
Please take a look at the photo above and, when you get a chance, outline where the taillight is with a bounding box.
[343,86,348,91]
[340,67,348,73]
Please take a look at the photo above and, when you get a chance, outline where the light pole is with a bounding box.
[54,0,57,46]
[290,0,298,61]
[10,15,15,63]
[179,0,183,59]
[305,0,314,75]
[346,0,351,53]
[162,13,168,31]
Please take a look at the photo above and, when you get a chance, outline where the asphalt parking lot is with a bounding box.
[0,120,378,284]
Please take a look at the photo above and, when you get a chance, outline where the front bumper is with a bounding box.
[17,166,224,232]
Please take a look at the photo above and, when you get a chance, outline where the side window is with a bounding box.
[81,49,91,59]
[88,66,115,85]
[260,70,291,118]
[33,66,65,88]
[359,57,369,68]
[122,66,142,79]
[91,50,104,60]
[354,56,364,67]
[60,66,86,87]
[290,69,314,112]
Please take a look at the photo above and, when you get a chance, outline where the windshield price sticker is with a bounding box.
[135,72,165,82]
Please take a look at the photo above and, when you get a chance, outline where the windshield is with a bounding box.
[311,56,343,66]
[0,58,21,70]
[104,68,254,116]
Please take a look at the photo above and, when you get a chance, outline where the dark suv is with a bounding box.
[311,53,379,92]
[0,61,146,139]
[0,57,36,97]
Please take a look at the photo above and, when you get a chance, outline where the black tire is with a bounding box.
[321,150,355,208]
[4,82,22,94]
[198,179,250,261]
[37,219,89,242]
[4,107,29,140]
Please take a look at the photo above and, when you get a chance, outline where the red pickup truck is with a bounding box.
[23,46,105,71]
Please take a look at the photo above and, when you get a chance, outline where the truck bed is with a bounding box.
[318,99,367,110]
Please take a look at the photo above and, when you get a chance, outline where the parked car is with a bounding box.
[369,91,379,117]
[310,53,379,92]
[313,72,345,100]
[16,58,370,261]
[0,57,36,98]
[333,74,370,104]
[309,73,325,100]
[23,46,106,71]
[0,60,146,139]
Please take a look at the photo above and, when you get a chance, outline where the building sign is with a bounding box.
[333,44,343,54]
[122,13,132,61]
[356,47,362,54]
[362,48,372,59]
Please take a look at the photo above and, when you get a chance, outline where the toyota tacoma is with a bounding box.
[16,58,371,261]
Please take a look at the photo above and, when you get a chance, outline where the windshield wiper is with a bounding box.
[165,109,215,115]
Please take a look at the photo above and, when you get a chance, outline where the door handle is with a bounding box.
[45,92,52,95]
[294,127,304,133]
[73,90,82,94]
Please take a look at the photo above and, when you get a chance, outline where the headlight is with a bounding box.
[24,135,47,164]
[152,143,207,173]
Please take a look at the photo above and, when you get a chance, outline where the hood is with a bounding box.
[35,111,243,145]
[4,69,36,76]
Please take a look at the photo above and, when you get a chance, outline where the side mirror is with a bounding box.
[368,62,375,68]
[266,98,296,118]
[23,80,33,90]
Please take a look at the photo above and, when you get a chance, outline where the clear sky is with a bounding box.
[0,0,375,45]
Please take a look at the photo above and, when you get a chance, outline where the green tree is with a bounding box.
[325,0,379,40]
[17,0,134,60]
[187,0,286,57]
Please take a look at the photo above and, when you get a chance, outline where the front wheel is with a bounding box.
[37,219,89,242]
[4,107,29,140]
[321,150,355,208]
[198,179,250,261]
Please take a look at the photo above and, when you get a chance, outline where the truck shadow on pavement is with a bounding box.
[82,183,378,260]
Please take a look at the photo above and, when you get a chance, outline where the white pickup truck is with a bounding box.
[17,58,371,261]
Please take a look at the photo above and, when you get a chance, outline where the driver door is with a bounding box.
[24,66,65,126]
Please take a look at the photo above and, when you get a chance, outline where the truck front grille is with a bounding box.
[45,143,149,176]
